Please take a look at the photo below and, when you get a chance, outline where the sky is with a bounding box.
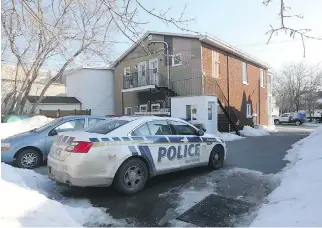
[111,0,322,71]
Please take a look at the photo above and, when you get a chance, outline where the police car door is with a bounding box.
[168,120,207,168]
[130,120,181,174]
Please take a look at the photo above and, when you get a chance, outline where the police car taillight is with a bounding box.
[65,141,93,153]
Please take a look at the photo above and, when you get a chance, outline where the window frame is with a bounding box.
[172,53,182,67]
[139,104,148,112]
[88,118,106,127]
[260,69,265,88]
[124,67,131,77]
[212,50,220,79]
[128,120,173,136]
[242,62,248,85]
[138,61,147,77]
[50,118,85,135]
[124,106,132,115]
[151,103,160,112]
[246,103,252,118]
[168,120,199,136]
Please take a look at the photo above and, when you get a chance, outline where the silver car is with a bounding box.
[1,115,109,169]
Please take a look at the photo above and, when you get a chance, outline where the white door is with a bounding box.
[149,58,158,85]
[168,120,207,167]
[129,120,181,173]
[138,61,146,86]
[207,102,216,134]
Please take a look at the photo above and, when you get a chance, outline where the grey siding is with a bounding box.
[114,34,203,114]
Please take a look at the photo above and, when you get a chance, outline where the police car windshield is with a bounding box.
[85,119,129,134]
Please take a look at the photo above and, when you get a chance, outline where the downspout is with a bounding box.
[227,55,230,132]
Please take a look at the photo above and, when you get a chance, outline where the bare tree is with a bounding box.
[273,63,322,113]
[263,0,322,57]
[2,0,193,114]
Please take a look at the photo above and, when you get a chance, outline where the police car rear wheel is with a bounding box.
[209,146,224,170]
[114,158,148,195]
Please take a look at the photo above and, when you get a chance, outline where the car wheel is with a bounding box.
[16,148,42,169]
[274,119,280,125]
[114,158,148,195]
[295,120,301,126]
[208,145,224,170]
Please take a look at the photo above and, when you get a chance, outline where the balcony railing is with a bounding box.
[123,69,167,89]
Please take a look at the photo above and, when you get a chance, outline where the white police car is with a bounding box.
[48,116,226,194]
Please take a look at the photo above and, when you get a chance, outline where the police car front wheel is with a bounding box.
[114,158,149,195]
[208,146,224,170]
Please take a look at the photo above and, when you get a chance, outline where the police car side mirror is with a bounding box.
[49,129,58,136]
[197,129,204,136]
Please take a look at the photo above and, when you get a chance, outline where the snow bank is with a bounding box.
[239,126,270,137]
[0,164,126,227]
[216,132,245,141]
[251,125,322,226]
[261,125,278,133]
[1,115,53,139]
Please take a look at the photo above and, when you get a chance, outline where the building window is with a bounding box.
[186,105,197,121]
[260,69,265,88]
[138,61,146,77]
[139,104,148,112]
[208,102,213,120]
[124,107,132,115]
[246,103,252,118]
[124,67,130,77]
[242,62,248,84]
[151,103,160,112]
[212,51,220,78]
[172,53,182,67]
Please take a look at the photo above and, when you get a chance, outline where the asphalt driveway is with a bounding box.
[35,125,314,226]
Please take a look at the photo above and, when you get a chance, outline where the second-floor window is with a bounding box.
[242,62,248,84]
[172,53,182,67]
[260,69,265,88]
[212,50,220,78]
[124,67,130,77]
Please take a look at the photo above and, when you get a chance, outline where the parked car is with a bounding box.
[274,112,306,125]
[48,116,226,195]
[1,115,109,169]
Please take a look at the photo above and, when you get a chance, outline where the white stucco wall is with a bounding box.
[171,95,218,134]
[66,68,115,116]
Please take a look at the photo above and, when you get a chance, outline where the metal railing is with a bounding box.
[207,77,241,133]
[123,69,168,89]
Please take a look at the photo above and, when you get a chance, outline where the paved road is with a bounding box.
[35,125,314,226]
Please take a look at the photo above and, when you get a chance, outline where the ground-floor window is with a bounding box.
[246,103,252,118]
[124,106,132,115]
[151,103,160,112]
[139,104,148,112]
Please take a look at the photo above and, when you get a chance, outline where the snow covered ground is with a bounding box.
[1,116,53,139]
[0,163,126,227]
[216,132,245,141]
[251,125,322,226]
[239,126,270,137]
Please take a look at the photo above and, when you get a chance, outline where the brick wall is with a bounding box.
[202,45,268,126]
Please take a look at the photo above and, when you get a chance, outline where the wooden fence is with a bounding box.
[39,109,91,118]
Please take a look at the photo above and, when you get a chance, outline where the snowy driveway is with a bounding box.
[31,125,313,226]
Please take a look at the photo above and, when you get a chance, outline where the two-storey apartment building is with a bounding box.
[113,31,270,131]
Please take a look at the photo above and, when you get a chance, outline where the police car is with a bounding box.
[48,116,226,194]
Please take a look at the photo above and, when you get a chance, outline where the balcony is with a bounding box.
[123,69,167,91]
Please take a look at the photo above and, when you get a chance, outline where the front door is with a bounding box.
[138,61,147,86]
[149,58,158,85]
[168,120,207,167]
[129,120,180,174]
[207,101,216,134]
